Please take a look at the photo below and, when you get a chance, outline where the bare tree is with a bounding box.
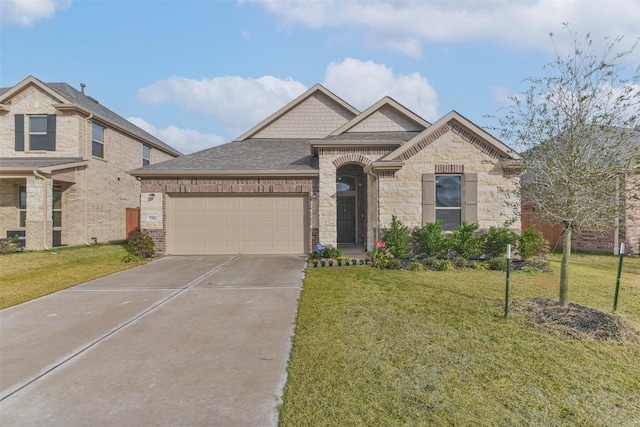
[498,25,640,306]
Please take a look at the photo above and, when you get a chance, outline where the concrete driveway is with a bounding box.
[0,255,305,426]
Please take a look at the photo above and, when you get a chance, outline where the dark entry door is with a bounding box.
[337,196,356,243]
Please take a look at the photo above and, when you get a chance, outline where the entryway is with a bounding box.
[336,164,367,246]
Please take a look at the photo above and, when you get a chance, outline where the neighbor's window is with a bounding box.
[142,144,150,166]
[92,123,105,158]
[18,185,26,227]
[29,116,54,151]
[52,185,62,228]
[435,175,462,230]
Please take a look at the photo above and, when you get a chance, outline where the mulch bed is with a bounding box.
[510,297,640,343]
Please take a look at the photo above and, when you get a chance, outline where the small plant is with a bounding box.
[371,241,390,269]
[313,260,319,268]
[470,261,487,270]
[518,226,550,261]
[451,222,482,258]
[337,256,343,266]
[351,258,358,266]
[386,259,402,270]
[437,260,455,271]
[127,229,155,258]
[487,257,508,271]
[321,244,342,259]
[122,253,144,263]
[481,226,519,258]
[0,235,20,255]
[381,215,412,258]
[320,259,326,267]
[412,220,450,257]
[422,257,441,270]
[359,258,365,265]
[452,256,467,269]
[407,261,425,272]
[344,257,350,266]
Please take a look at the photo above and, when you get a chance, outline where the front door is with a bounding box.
[337,196,356,244]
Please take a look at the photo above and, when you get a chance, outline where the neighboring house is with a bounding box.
[0,76,181,250]
[130,84,521,255]
[522,130,640,255]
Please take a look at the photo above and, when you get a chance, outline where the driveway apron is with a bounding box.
[0,255,305,426]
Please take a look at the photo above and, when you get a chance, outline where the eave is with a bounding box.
[310,140,402,155]
[363,161,405,174]
[128,169,320,178]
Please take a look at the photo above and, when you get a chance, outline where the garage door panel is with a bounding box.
[168,195,305,255]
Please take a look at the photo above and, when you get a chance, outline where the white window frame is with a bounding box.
[18,185,27,228]
[92,122,105,158]
[142,144,150,166]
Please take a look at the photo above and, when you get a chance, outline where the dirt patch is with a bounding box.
[511,297,640,343]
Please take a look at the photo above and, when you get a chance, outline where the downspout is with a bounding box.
[33,169,49,250]
[84,114,93,245]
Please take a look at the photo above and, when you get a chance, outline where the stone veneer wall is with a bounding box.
[140,176,318,254]
[377,131,520,233]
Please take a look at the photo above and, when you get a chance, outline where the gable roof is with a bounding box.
[235,84,360,141]
[385,110,520,162]
[330,96,430,135]
[0,76,181,157]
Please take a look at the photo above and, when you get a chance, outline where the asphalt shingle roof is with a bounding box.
[320,131,420,143]
[130,139,318,174]
[0,157,84,169]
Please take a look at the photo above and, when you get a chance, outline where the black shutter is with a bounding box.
[46,114,56,151]
[15,114,24,151]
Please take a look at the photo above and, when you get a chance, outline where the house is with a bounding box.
[0,76,181,250]
[522,130,640,255]
[130,84,521,255]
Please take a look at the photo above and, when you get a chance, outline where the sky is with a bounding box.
[1,0,639,154]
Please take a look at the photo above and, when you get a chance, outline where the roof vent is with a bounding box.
[80,83,86,94]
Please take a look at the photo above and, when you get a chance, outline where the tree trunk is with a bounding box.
[559,221,572,306]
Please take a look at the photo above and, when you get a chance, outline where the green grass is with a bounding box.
[280,253,640,426]
[0,244,145,309]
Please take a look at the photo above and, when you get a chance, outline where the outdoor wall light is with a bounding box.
[312,192,317,199]
[148,193,155,201]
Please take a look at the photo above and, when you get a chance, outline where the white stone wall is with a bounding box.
[254,92,354,138]
[378,131,520,232]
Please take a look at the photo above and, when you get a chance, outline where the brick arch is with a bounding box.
[332,153,373,168]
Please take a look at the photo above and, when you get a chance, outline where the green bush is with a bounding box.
[487,257,508,271]
[386,259,402,270]
[0,235,20,255]
[407,261,425,272]
[518,226,549,261]
[452,256,467,269]
[127,229,155,258]
[437,260,455,271]
[382,215,412,258]
[412,220,450,257]
[481,226,519,258]
[422,257,441,270]
[321,244,342,259]
[451,222,482,258]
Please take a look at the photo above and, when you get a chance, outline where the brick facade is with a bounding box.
[140,176,318,253]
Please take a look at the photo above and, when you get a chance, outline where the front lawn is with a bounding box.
[0,244,145,309]
[280,253,640,426]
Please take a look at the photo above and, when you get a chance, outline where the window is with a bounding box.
[435,175,462,230]
[28,115,56,151]
[18,185,26,227]
[52,185,62,228]
[336,176,356,192]
[92,123,105,158]
[142,144,150,166]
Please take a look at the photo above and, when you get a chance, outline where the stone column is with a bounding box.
[25,175,53,250]
[318,156,337,246]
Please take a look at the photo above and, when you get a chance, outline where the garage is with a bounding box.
[166,195,306,255]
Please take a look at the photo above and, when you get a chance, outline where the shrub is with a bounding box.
[0,235,20,255]
[518,226,549,261]
[371,243,391,269]
[481,226,519,258]
[122,253,144,263]
[386,259,402,270]
[407,261,425,272]
[452,256,467,269]
[412,220,450,257]
[422,257,441,270]
[437,260,455,271]
[382,215,412,258]
[487,257,508,271]
[127,229,155,258]
[321,244,342,259]
[451,222,482,258]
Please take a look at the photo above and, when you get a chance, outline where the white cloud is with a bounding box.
[136,76,307,138]
[491,86,517,105]
[323,58,439,121]
[0,0,71,26]
[248,0,640,57]
[127,117,225,155]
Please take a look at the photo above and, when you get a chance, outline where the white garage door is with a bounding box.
[167,195,306,255]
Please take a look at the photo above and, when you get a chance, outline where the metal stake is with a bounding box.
[504,244,511,318]
[613,243,625,312]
